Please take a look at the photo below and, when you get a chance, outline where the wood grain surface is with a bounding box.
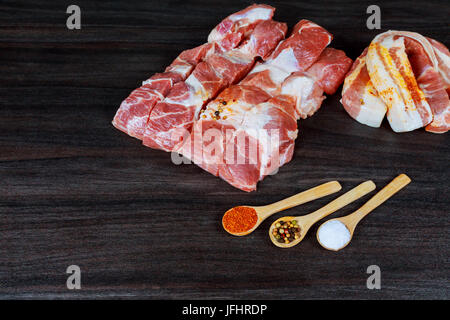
[0,0,449,299]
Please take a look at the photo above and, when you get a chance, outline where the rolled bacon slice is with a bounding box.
[341,48,387,128]
[142,19,288,151]
[179,20,352,192]
[341,31,450,133]
[112,4,276,140]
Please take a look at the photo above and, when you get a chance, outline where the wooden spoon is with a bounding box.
[222,181,342,236]
[269,180,376,248]
[317,174,411,251]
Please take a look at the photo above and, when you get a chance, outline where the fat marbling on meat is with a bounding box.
[179,20,352,192]
[112,4,276,140]
[142,18,287,151]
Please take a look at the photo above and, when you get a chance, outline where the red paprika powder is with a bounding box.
[222,206,258,234]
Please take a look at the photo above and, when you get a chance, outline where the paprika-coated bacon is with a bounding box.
[341,30,450,133]
[366,32,433,132]
[341,48,387,128]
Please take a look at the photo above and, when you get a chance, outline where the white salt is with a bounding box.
[318,220,351,251]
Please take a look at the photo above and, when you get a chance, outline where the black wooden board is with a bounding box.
[0,0,449,299]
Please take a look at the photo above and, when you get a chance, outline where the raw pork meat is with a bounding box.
[112,44,213,139]
[112,9,354,192]
[179,20,352,191]
[112,4,276,139]
[208,3,275,51]
[341,31,450,133]
[281,48,352,119]
[142,19,287,151]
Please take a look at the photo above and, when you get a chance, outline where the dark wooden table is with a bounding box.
[1,0,449,299]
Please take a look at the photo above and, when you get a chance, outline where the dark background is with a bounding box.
[0,0,448,299]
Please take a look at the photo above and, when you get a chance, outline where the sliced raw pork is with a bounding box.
[281,48,352,119]
[112,4,276,139]
[208,3,275,51]
[112,44,213,139]
[179,21,352,191]
[142,19,287,151]
[428,37,450,95]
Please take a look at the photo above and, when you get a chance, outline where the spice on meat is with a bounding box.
[222,206,258,234]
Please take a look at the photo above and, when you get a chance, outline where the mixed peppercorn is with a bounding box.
[272,220,301,244]
[200,99,237,120]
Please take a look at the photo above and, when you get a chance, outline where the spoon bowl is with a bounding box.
[316,218,353,251]
[222,206,265,236]
[269,216,309,248]
[269,180,376,248]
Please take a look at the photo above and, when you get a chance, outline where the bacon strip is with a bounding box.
[341,48,388,127]
[112,4,276,140]
[427,37,450,95]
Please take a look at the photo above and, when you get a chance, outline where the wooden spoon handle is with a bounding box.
[345,174,411,229]
[302,180,376,225]
[259,181,342,219]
